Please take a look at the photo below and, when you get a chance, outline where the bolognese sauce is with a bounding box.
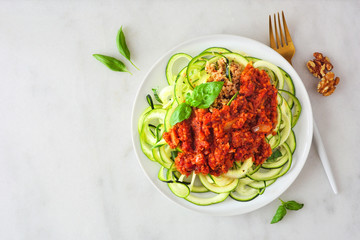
[163,62,278,176]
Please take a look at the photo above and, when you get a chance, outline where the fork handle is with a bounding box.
[313,119,338,194]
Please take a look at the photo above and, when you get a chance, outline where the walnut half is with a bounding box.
[313,52,333,71]
[317,72,340,96]
[307,59,325,78]
[306,52,333,79]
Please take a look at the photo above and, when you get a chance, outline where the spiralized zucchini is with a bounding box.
[138,48,301,205]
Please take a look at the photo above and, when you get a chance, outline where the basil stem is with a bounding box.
[93,54,132,74]
[117,26,139,70]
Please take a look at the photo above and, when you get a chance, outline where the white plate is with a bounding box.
[131,34,313,216]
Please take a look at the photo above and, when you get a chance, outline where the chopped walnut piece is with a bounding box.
[317,72,340,96]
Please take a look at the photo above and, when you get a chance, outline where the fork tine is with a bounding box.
[269,15,276,49]
[282,11,293,43]
[277,12,286,46]
[273,14,281,48]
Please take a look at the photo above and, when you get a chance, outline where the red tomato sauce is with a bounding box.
[163,63,278,176]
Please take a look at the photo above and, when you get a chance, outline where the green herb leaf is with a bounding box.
[170,103,192,126]
[271,205,287,224]
[185,81,224,109]
[267,149,282,162]
[270,199,304,224]
[116,26,139,70]
[152,88,163,103]
[93,54,131,74]
[283,200,304,211]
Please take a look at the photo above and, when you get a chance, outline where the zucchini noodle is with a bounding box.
[138,48,301,205]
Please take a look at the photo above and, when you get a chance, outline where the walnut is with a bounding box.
[306,52,334,79]
[307,60,323,78]
[317,72,340,96]
[314,52,333,71]
[307,52,340,96]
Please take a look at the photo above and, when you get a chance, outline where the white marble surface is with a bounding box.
[1,0,359,239]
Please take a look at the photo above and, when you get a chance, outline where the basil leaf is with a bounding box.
[116,26,139,70]
[170,103,192,126]
[185,92,200,107]
[267,149,282,162]
[185,92,201,107]
[271,205,287,224]
[283,200,304,211]
[152,88,163,103]
[186,82,224,109]
[93,54,131,74]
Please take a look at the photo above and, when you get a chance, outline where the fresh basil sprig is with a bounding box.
[93,54,132,74]
[186,82,224,109]
[170,82,224,126]
[117,26,139,70]
[271,199,304,224]
[170,103,192,126]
